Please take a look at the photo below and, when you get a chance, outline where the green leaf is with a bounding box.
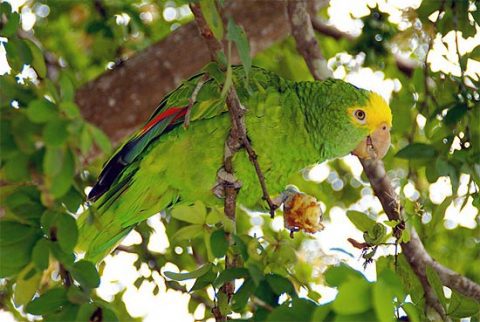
[206,207,223,225]
[213,268,249,288]
[171,224,203,242]
[435,158,452,177]
[363,223,387,245]
[324,264,364,287]
[444,103,467,126]
[311,305,331,321]
[395,143,437,159]
[373,279,395,322]
[89,125,112,154]
[49,148,75,198]
[218,290,230,316]
[164,263,212,281]
[232,278,255,312]
[14,263,41,306]
[247,263,264,286]
[0,221,38,246]
[66,286,89,304]
[25,287,68,315]
[210,229,228,258]
[332,277,371,315]
[70,260,100,289]
[32,238,50,271]
[267,298,317,322]
[56,213,78,253]
[227,18,251,77]
[402,302,420,322]
[60,101,81,119]
[3,153,30,182]
[400,227,410,243]
[346,210,376,232]
[171,201,206,224]
[59,73,75,102]
[49,241,75,266]
[80,124,93,155]
[44,147,64,177]
[448,290,480,318]
[0,222,41,277]
[266,274,295,296]
[24,39,47,78]
[307,290,321,302]
[426,265,447,309]
[1,11,20,37]
[26,99,57,123]
[43,119,68,147]
[199,0,224,40]
[233,235,248,261]
[189,267,217,291]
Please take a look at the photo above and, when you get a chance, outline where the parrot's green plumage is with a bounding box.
[78,66,392,262]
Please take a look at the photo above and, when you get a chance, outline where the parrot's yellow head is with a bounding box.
[348,92,392,159]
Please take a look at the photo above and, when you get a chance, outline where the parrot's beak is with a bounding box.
[352,123,391,159]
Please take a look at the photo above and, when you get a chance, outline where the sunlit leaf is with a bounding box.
[14,263,41,306]
[346,210,376,232]
[199,0,224,40]
[164,263,212,281]
[171,201,206,224]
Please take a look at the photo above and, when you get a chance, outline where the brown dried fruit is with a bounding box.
[283,191,324,234]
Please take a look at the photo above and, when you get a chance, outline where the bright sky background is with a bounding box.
[0,0,479,321]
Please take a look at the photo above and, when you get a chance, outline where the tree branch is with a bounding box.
[360,159,480,302]
[287,1,332,80]
[189,3,245,320]
[287,1,480,317]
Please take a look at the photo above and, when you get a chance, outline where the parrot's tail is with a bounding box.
[76,206,134,263]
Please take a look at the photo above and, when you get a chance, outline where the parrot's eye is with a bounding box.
[354,109,366,122]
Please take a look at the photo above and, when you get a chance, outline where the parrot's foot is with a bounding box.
[280,185,324,236]
[212,167,242,199]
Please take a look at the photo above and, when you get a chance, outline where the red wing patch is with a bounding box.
[139,107,187,135]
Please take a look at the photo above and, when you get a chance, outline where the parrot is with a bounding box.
[77,65,392,262]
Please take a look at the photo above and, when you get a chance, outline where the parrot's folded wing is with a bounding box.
[87,73,226,203]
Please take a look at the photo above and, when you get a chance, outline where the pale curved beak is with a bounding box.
[352,123,391,159]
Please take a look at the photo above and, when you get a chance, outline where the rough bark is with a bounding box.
[76,0,290,144]
[287,1,332,80]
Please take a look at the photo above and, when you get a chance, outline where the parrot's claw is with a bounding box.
[212,168,242,199]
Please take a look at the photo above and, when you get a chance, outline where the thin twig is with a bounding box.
[252,296,274,312]
[242,138,277,217]
[288,1,480,318]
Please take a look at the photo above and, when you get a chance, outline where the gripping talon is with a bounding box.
[212,167,242,199]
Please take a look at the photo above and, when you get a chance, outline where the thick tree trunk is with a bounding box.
[75,0,290,144]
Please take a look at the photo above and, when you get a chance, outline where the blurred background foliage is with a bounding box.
[0,0,479,321]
